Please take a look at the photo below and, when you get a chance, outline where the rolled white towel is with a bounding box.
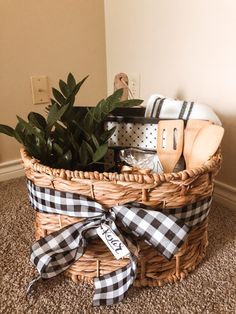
[145,94,222,125]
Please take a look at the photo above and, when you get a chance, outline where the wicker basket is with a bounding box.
[21,148,222,287]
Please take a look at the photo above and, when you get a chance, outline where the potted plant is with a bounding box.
[0,73,143,171]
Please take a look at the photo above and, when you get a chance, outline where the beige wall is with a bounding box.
[0,0,107,162]
[2,0,236,187]
[104,0,236,187]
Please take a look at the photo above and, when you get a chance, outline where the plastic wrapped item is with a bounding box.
[119,148,163,173]
[173,156,185,172]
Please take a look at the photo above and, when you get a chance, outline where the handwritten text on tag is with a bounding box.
[96,224,130,260]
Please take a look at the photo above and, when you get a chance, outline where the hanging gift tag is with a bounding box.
[96,224,130,260]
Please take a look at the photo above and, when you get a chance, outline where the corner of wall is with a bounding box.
[213,180,236,210]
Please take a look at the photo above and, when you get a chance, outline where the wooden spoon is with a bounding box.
[188,124,224,169]
[184,120,212,168]
[157,120,184,173]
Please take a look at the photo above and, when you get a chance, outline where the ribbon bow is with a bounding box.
[26,180,211,306]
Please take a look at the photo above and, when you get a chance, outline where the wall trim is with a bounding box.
[214,179,236,210]
[0,159,24,182]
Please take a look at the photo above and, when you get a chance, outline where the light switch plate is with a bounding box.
[128,73,140,98]
[30,76,50,104]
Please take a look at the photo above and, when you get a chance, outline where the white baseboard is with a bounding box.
[0,159,24,182]
[214,180,236,210]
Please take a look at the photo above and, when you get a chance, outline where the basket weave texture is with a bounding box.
[21,148,222,287]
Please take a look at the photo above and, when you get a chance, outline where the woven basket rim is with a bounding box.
[20,147,222,184]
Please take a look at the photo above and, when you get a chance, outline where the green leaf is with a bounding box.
[51,98,59,106]
[17,116,35,135]
[68,132,80,151]
[52,88,67,105]
[100,126,116,142]
[45,98,59,112]
[16,117,44,148]
[0,124,14,137]
[14,122,25,144]
[106,89,123,108]
[83,140,94,158]
[67,73,76,91]
[47,103,70,129]
[91,134,99,148]
[79,141,89,166]
[89,89,139,124]
[25,145,40,160]
[28,112,47,130]
[104,89,127,114]
[66,75,88,107]
[24,134,42,160]
[54,122,66,133]
[82,110,94,134]
[72,107,87,123]
[90,92,143,125]
[64,150,72,161]
[118,99,143,107]
[91,100,104,122]
[47,137,53,152]
[93,143,108,162]
[59,80,70,97]
[53,142,64,156]
[60,106,75,125]
[74,75,89,93]
[67,93,75,107]
[57,150,72,168]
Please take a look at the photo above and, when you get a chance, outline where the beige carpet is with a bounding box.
[0,177,235,314]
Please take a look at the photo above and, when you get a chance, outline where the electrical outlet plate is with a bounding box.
[30,76,50,105]
[128,73,140,98]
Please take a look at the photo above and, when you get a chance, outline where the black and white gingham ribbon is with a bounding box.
[26,180,212,306]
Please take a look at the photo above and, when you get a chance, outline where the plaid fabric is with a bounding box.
[93,255,138,306]
[27,180,104,217]
[166,196,212,228]
[113,205,189,260]
[27,180,212,306]
[30,220,98,278]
